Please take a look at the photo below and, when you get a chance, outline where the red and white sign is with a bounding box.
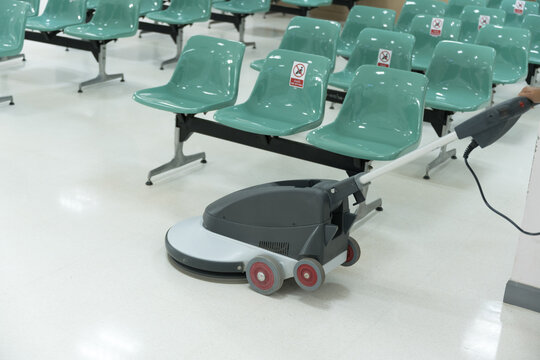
[289,61,308,88]
[377,49,392,67]
[514,0,525,14]
[478,15,491,29]
[430,17,444,37]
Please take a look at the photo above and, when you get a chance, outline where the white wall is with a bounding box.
[510,123,540,288]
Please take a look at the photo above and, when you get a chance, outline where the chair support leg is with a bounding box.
[354,162,383,221]
[0,54,25,63]
[424,116,457,179]
[78,44,124,93]
[238,17,255,49]
[145,126,206,186]
[160,28,183,70]
[0,95,14,105]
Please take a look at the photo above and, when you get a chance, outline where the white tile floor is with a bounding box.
[1,12,540,360]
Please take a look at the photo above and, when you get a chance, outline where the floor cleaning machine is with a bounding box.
[166,97,535,295]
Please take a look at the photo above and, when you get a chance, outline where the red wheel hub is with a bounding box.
[296,264,318,287]
[346,244,354,263]
[249,262,274,290]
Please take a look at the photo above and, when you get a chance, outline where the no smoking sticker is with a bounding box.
[478,15,491,29]
[377,49,392,68]
[430,17,444,37]
[514,0,525,14]
[290,61,309,88]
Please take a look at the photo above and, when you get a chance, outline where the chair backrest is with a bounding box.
[87,0,97,9]
[459,6,506,43]
[278,17,340,71]
[0,1,29,56]
[396,0,447,32]
[169,36,245,105]
[345,28,415,73]
[338,5,396,50]
[91,0,140,35]
[169,0,210,15]
[333,65,428,154]
[446,0,487,17]
[476,24,530,83]
[410,15,461,66]
[522,14,540,64]
[245,49,331,126]
[40,0,87,23]
[486,0,503,8]
[19,0,39,16]
[500,0,539,26]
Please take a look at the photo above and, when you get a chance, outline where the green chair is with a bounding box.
[330,28,415,91]
[459,6,506,43]
[500,0,539,27]
[410,15,461,72]
[250,17,340,72]
[422,40,495,178]
[308,65,428,160]
[0,1,29,106]
[88,0,161,15]
[523,14,540,84]
[146,0,211,69]
[395,0,447,33]
[214,49,331,136]
[19,0,40,16]
[63,0,140,92]
[476,24,530,84]
[486,0,503,8]
[26,0,87,32]
[445,0,486,18]
[87,0,97,9]
[212,0,271,48]
[337,5,396,58]
[281,0,332,8]
[133,36,246,184]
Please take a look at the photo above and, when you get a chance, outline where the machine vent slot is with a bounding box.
[259,241,290,256]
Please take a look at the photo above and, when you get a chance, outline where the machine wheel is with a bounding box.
[294,258,325,291]
[342,237,361,267]
[246,256,284,295]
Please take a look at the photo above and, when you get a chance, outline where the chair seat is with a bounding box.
[336,41,353,58]
[411,53,430,72]
[212,1,269,14]
[425,88,490,112]
[27,16,84,32]
[249,59,264,71]
[146,8,208,24]
[214,104,322,136]
[307,122,414,160]
[281,0,332,7]
[493,67,526,84]
[133,84,234,114]
[328,71,353,91]
[64,23,136,40]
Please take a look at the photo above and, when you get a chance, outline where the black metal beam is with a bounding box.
[268,4,309,16]
[176,115,367,174]
[326,89,346,104]
[332,0,355,9]
[210,13,243,31]
[24,31,102,61]
[423,108,453,137]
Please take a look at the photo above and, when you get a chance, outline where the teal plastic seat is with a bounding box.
[307,65,428,160]
[523,14,540,65]
[425,41,495,112]
[212,0,271,14]
[0,1,29,58]
[281,0,332,7]
[330,28,415,91]
[445,0,486,18]
[459,6,505,43]
[337,5,396,58]
[20,0,39,16]
[250,17,340,72]
[396,0,447,33]
[87,0,97,9]
[88,0,162,15]
[500,0,539,27]
[146,0,210,25]
[486,0,503,8]
[26,0,87,32]
[133,36,245,114]
[476,25,530,84]
[214,50,332,136]
[64,0,140,40]
[410,15,461,71]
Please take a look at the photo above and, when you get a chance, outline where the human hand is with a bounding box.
[519,86,540,103]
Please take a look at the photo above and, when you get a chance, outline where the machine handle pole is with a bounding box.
[357,132,459,186]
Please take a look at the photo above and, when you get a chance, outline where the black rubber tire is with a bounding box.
[293,258,325,291]
[341,237,361,267]
[246,255,284,295]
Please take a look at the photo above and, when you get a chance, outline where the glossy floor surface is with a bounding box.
[1,13,540,360]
